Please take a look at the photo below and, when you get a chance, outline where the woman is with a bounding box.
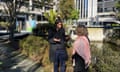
[48,20,68,72]
[72,25,91,72]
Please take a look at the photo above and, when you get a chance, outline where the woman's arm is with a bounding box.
[48,29,56,44]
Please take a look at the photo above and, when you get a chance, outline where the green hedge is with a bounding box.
[89,43,120,72]
[20,35,49,62]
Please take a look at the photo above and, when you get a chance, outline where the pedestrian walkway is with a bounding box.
[0,38,73,72]
[0,42,43,72]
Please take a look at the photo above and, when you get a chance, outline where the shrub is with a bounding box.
[89,43,120,72]
[0,22,9,30]
[20,35,49,62]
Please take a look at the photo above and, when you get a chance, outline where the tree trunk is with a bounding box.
[9,17,16,41]
[9,24,14,42]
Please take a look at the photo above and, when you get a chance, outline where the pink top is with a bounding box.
[73,36,91,63]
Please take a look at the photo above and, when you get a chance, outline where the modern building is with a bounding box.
[74,0,119,27]
[0,0,53,31]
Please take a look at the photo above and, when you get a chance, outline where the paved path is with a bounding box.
[0,42,43,72]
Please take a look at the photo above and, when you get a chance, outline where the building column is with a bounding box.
[79,0,81,18]
[102,0,105,12]
[82,0,84,18]
[29,0,32,11]
[88,0,97,26]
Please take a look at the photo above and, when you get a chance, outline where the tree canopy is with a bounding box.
[59,0,78,20]
[70,9,79,20]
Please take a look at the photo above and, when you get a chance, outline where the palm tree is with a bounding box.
[44,9,57,25]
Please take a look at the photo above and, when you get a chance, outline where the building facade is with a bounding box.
[75,0,119,27]
[0,0,53,31]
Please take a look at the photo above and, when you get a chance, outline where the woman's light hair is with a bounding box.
[75,25,88,36]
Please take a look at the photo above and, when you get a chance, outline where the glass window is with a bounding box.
[104,0,114,1]
[98,0,102,2]
[98,7,103,12]
[104,7,114,12]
